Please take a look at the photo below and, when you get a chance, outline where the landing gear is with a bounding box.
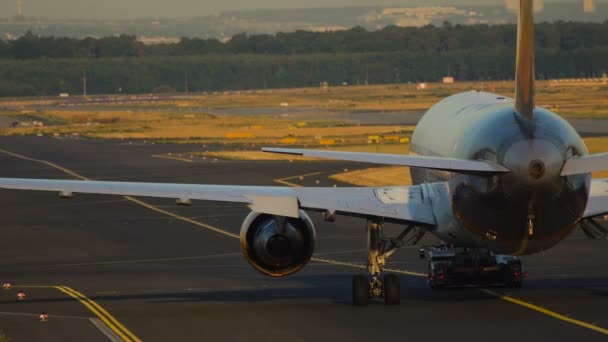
[352,219,408,306]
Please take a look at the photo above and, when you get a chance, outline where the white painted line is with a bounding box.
[90,318,125,342]
[0,311,90,320]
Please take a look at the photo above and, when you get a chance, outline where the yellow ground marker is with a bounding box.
[151,154,193,163]
[2,148,607,336]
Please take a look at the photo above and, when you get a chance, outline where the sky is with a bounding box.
[1,1,604,19]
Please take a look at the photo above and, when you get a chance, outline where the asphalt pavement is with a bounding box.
[0,136,606,341]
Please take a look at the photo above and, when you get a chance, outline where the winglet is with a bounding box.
[514,0,535,120]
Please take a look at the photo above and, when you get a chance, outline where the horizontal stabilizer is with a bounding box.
[561,153,608,176]
[262,148,510,174]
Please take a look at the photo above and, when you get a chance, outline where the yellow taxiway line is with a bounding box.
[274,172,324,187]
[151,154,193,163]
[18,285,141,342]
[56,286,142,342]
[0,148,236,240]
[1,148,607,336]
[480,289,608,335]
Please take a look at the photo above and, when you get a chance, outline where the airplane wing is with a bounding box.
[583,178,608,218]
[262,148,509,174]
[0,178,436,225]
[561,153,608,176]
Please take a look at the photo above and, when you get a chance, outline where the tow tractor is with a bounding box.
[421,246,527,289]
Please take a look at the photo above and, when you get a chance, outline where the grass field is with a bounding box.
[1,81,607,185]
[204,80,608,118]
[1,109,413,144]
[0,80,606,143]
[2,81,606,184]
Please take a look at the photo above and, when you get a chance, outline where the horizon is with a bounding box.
[2,0,605,20]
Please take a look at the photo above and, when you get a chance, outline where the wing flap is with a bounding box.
[0,178,436,225]
[262,148,509,174]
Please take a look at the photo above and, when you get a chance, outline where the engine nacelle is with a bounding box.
[240,210,316,277]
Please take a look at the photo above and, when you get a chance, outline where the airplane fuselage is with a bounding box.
[411,91,591,255]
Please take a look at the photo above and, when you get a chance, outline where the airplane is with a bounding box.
[1,0,607,306]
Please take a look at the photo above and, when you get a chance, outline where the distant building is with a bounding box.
[137,36,180,45]
[583,0,596,13]
[308,26,347,33]
[443,76,455,84]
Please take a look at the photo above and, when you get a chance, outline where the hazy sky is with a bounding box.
[2,1,602,19]
[2,1,494,19]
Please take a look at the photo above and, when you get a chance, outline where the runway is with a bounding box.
[0,136,607,341]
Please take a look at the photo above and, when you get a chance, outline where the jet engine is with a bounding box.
[240,210,316,277]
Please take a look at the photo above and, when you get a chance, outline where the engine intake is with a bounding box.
[240,210,316,277]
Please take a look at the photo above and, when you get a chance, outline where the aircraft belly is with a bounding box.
[424,182,482,247]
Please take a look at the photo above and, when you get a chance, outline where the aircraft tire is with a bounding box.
[352,275,369,306]
[383,274,400,305]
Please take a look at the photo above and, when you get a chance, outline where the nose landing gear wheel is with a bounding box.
[383,274,400,305]
[353,275,370,306]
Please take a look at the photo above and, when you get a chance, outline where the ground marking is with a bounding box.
[151,154,193,163]
[480,289,608,335]
[50,252,242,268]
[90,318,125,342]
[2,148,607,336]
[56,286,141,342]
[13,284,140,341]
[274,172,324,187]
[0,311,90,320]
[0,148,238,240]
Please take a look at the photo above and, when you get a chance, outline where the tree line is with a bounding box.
[0,21,607,96]
[1,21,608,59]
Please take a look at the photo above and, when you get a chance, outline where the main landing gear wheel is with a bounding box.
[383,274,400,305]
[352,219,413,306]
[352,275,370,306]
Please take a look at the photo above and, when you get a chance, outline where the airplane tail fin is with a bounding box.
[514,0,535,120]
